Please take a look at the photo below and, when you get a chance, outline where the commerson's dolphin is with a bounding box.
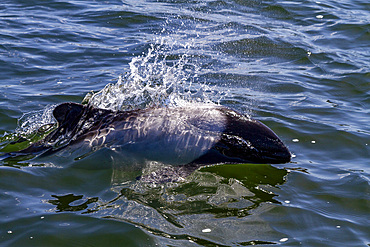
[2,102,291,165]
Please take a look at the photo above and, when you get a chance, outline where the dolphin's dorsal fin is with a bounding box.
[53,102,84,129]
[45,102,86,146]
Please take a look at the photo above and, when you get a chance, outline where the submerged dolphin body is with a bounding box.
[3,102,291,165]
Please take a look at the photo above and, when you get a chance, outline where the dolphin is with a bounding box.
[1,102,291,165]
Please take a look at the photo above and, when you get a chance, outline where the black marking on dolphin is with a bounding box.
[1,102,291,165]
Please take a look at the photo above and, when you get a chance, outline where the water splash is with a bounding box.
[16,104,57,136]
[84,41,219,111]
[0,105,57,153]
[9,38,226,142]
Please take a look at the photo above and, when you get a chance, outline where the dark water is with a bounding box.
[1,0,369,246]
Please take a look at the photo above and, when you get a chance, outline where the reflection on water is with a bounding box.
[47,163,288,245]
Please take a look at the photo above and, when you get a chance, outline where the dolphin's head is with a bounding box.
[193,108,291,165]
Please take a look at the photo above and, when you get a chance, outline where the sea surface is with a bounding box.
[0,0,369,246]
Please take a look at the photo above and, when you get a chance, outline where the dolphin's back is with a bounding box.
[70,104,228,165]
